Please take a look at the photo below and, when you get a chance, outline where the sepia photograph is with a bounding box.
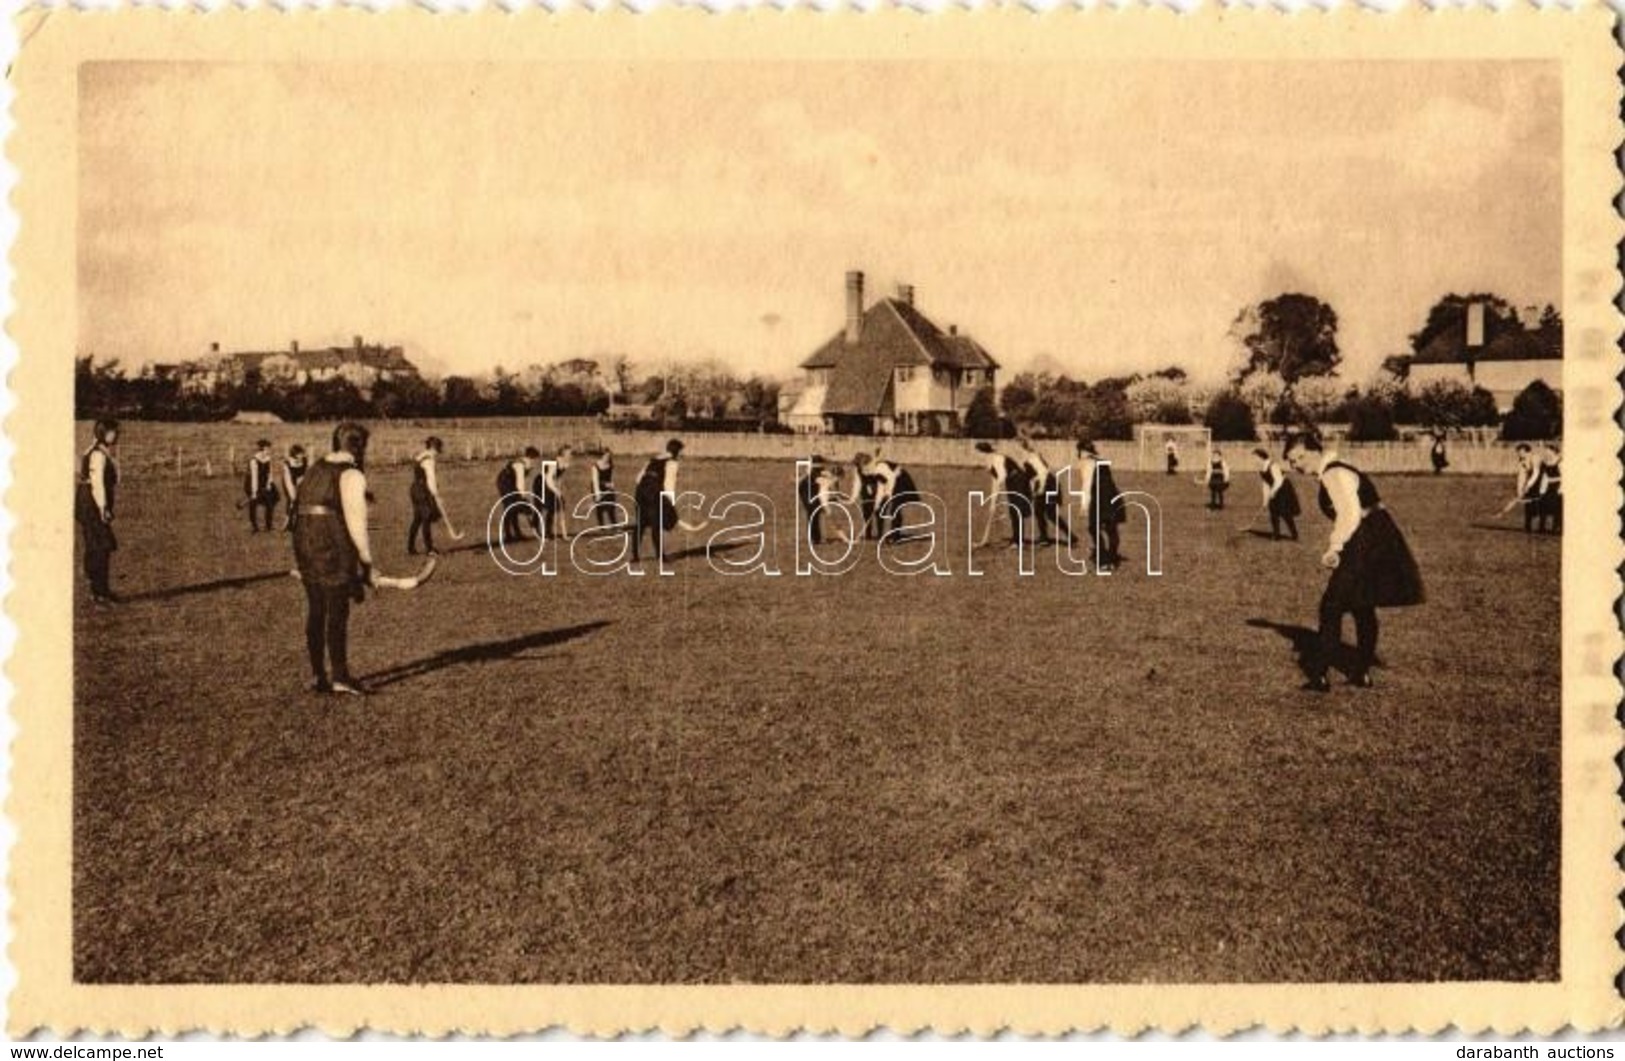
[7,7,1621,1036]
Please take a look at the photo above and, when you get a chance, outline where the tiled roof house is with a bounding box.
[1408,306,1562,413]
[791,271,999,436]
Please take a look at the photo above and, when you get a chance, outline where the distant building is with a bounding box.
[794,272,1000,436]
[170,336,419,395]
[1408,313,1562,413]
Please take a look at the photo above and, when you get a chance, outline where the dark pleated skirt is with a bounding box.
[880,471,920,519]
[409,479,440,521]
[293,513,361,588]
[1268,479,1302,519]
[75,486,117,553]
[1323,507,1425,610]
[636,480,677,531]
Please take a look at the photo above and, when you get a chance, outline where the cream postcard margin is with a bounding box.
[7,5,1623,1036]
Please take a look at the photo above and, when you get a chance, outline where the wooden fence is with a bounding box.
[80,420,1526,479]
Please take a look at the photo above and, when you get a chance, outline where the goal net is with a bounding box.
[1135,424,1212,474]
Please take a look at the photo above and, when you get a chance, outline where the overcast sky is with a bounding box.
[78,60,1561,385]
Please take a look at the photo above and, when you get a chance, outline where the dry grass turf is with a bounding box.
[73,457,1560,983]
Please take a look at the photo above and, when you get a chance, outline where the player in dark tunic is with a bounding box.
[856,454,920,540]
[632,439,683,563]
[799,455,835,546]
[244,439,281,532]
[281,444,308,531]
[407,436,445,555]
[974,441,1032,547]
[1429,432,1450,475]
[75,419,121,605]
[1509,444,1547,535]
[532,446,572,541]
[1019,438,1073,546]
[1285,433,1424,693]
[590,449,618,528]
[291,422,376,696]
[495,447,540,543]
[1203,449,1231,510]
[1077,439,1124,569]
[1537,443,1562,534]
[1253,446,1301,541]
[853,467,881,540]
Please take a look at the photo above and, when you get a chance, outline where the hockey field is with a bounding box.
[72,458,1561,984]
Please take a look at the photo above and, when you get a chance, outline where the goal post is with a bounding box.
[1135,423,1212,474]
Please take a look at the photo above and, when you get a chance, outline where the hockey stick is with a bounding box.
[374,555,439,590]
[289,555,438,591]
[1234,506,1267,536]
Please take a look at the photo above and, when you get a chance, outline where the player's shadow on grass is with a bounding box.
[665,539,753,563]
[360,620,612,690]
[1245,617,1361,681]
[1467,522,1561,537]
[125,570,290,603]
[1242,529,1300,542]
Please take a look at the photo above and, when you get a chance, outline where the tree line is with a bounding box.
[75,355,783,430]
[973,291,1562,443]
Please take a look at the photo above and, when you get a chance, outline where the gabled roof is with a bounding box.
[300,350,347,370]
[942,334,999,372]
[1413,327,1560,365]
[354,346,415,371]
[801,297,1000,415]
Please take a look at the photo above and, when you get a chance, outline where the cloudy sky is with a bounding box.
[79,59,1560,384]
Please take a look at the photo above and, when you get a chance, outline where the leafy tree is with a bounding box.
[997,372,1044,425]
[1500,380,1561,441]
[1203,390,1258,442]
[1414,380,1476,429]
[75,355,128,419]
[441,376,485,416]
[490,366,528,415]
[1077,380,1135,440]
[282,377,368,421]
[1231,293,1341,383]
[963,387,1004,439]
[1413,379,1501,430]
[1289,376,1348,423]
[1152,399,1193,425]
[370,374,440,419]
[1124,375,1189,423]
[1380,354,1414,382]
[739,376,782,425]
[1344,395,1398,442]
[1238,371,1287,427]
[651,391,688,425]
[1465,387,1501,427]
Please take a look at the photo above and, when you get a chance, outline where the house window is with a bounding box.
[964,370,979,386]
[897,367,914,384]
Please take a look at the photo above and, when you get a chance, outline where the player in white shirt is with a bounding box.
[1284,432,1424,693]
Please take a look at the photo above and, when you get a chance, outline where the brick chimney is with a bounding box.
[896,284,915,308]
[354,335,364,353]
[845,271,864,345]
[290,340,299,354]
[209,341,219,354]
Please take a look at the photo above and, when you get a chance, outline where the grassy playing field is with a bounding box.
[72,455,1560,984]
